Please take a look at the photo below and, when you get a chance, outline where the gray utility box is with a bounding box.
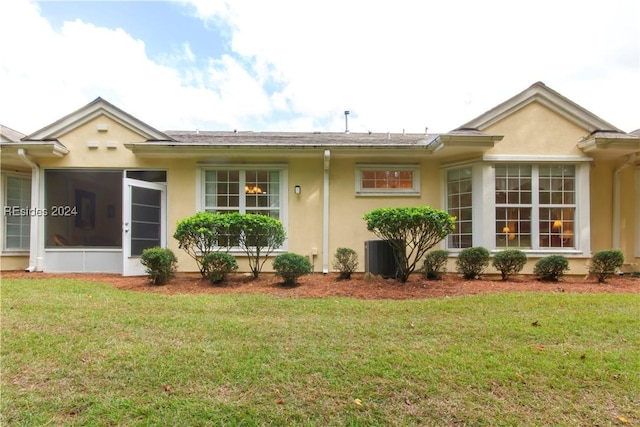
[364,240,401,278]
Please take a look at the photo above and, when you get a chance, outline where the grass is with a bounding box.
[1,278,639,426]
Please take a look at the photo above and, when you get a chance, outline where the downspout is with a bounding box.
[16,148,42,272]
[613,153,637,248]
[322,149,330,273]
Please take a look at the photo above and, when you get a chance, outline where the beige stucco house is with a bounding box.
[2,82,639,276]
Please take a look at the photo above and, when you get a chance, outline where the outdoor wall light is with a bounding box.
[294,185,301,194]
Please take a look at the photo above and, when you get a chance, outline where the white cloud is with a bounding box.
[1,0,638,135]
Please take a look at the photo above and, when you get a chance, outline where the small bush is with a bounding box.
[422,250,450,280]
[140,247,177,285]
[273,253,312,286]
[534,255,569,281]
[332,247,359,280]
[202,252,238,285]
[456,247,491,279]
[363,206,455,283]
[492,249,527,281]
[589,249,624,283]
[173,211,230,277]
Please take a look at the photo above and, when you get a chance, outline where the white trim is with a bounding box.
[25,98,172,142]
[478,163,494,249]
[322,150,330,273]
[483,154,593,163]
[440,157,483,169]
[636,167,640,258]
[461,82,622,133]
[355,164,421,196]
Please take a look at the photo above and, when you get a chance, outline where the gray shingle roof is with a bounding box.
[165,131,435,146]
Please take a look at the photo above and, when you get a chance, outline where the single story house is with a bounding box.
[1,82,638,276]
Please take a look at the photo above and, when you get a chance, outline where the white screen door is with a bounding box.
[123,178,167,276]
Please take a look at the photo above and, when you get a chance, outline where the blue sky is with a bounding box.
[1,0,639,135]
[39,1,228,65]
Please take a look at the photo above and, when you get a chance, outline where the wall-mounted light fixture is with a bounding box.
[294,185,301,195]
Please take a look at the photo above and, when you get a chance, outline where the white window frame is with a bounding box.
[636,166,640,258]
[1,173,32,253]
[445,166,473,249]
[196,164,289,252]
[487,159,590,255]
[355,164,420,196]
[442,157,591,256]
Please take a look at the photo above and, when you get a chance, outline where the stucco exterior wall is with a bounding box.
[39,116,150,168]
[481,102,588,156]
[1,255,29,270]
[326,156,441,272]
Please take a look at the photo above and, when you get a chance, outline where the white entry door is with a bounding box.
[123,178,167,276]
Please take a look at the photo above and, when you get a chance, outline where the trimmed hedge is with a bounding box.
[140,247,177,285]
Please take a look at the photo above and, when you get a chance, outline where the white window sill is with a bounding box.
[0,251,30,256]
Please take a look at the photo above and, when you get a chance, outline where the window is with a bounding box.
[202,167,286,249]
[356,165,420,195]
[3,175,31,251]
[495,164,575,249]
[446,167,473,249]
[203,169,281,219]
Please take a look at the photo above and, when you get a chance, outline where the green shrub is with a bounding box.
[226,213,286,278]
[273,253,312,286]
[332,247,358,280]
[202,252,238,285]
[140,247,177,285]
[534,255,569,281]
[421,250,450,280]
[363,206,455,283]
[456,247,491,279]
[492,249,527,281]
[173,212,230,277]
[589,249,624,283]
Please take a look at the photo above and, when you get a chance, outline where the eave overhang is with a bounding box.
[577,132,640,159]
[123,132,502,159]
[427,132,503,154]
[0,141,69,158]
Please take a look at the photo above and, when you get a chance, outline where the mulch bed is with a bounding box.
[2,271,638,300]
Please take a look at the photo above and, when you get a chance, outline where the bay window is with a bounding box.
[446,167,473,249]
[495,164,576,249]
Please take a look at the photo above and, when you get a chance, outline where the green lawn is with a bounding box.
[1,278,638,426]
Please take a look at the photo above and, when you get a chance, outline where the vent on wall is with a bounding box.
[364,240,401,279]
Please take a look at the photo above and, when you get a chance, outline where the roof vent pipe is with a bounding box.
[344,111,350,134]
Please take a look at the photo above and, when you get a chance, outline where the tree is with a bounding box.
[363,206,455,283]
[173,211,229,277]
[226,213,286,278]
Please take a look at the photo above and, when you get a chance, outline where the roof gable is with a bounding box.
[23,97,174,142]
[459,82,622,133]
